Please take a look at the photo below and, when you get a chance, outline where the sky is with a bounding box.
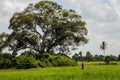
[0,0,120,56]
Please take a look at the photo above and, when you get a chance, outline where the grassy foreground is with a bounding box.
[0,62,120,80]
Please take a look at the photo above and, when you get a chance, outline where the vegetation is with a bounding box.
[0,51,76,69]
[85,51,93,62]
[0,0,88,56]
[72,51,120,62]
[0,62,120,80]
[0,1,120,80]
[0,50,119,69]
[118,54,120,61]
[100,41,107,56]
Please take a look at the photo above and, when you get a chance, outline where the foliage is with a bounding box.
[0,51,77,69]
[0,58,12,69]
[0,50,119,69]
[100,41,107,56]
[72,53,80,61]
[72,51,83,61]
[94,54,104,61]
[79,51,83,61]
[0,0,88,55]
[0,33,9,51]
[104,56,110,64]
[109,55,118,61]
[72,51,119,62]
[0,53,13,69]
[53,55,77,66]
[36,52,77,67]
[16,54,39,69]
[85,51,93,62]
[118,54,120,61]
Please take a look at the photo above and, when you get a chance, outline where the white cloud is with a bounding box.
[65,0,120,55]
[0,0,40,33]
[109,0,120,17]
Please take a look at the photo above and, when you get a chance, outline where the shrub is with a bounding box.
[0,58,12,69]
[0,52,77,69]
[38,60,53,68]
[35,53,77,67]
[0,53,13,69]
[105,56,110,64]
[54,55,77,66]
[16,55,39,69]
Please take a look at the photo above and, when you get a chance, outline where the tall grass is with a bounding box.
[0,62,120,80]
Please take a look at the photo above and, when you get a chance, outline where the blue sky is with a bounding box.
[0,0,120,55]
[101,0,109,3]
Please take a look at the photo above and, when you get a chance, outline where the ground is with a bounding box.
[0,62,120,80]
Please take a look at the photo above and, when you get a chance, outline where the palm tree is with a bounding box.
[100,41,107,56]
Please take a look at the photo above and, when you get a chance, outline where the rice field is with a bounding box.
[0,62,120,80]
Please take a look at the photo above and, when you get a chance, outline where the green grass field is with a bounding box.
[0,62,120,80]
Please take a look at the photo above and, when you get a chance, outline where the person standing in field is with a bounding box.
[81,63,84,69]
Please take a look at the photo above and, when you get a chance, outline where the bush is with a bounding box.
[53,55,77,66]
[16,55,39,69]
[38,60,53,68]
[110,62,117,65]
[35,53,77,67]
[0,51,77,69]
[105,56,110,64]
[0,53,13,69]
[0,58,12,69]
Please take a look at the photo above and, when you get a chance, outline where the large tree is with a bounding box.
[0,1,88,55]
[0,32,9,50]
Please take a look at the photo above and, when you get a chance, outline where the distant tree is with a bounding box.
[118,54,120,61]
[100,41,107,56]
[94,54,99,61]
[85,51,93,62]
[94,54,104,61]
[72,53,80,61]
[0,1,88,56]
[99,55,104,61]
[105,56,110,64]
[109,55,117,61]
[79,51,83,61]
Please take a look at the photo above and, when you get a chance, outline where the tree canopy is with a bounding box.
[0,1,88,55]
[85,51,93,62]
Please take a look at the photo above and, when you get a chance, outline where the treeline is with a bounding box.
[72,51,120,62]
[0,51,76,69]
